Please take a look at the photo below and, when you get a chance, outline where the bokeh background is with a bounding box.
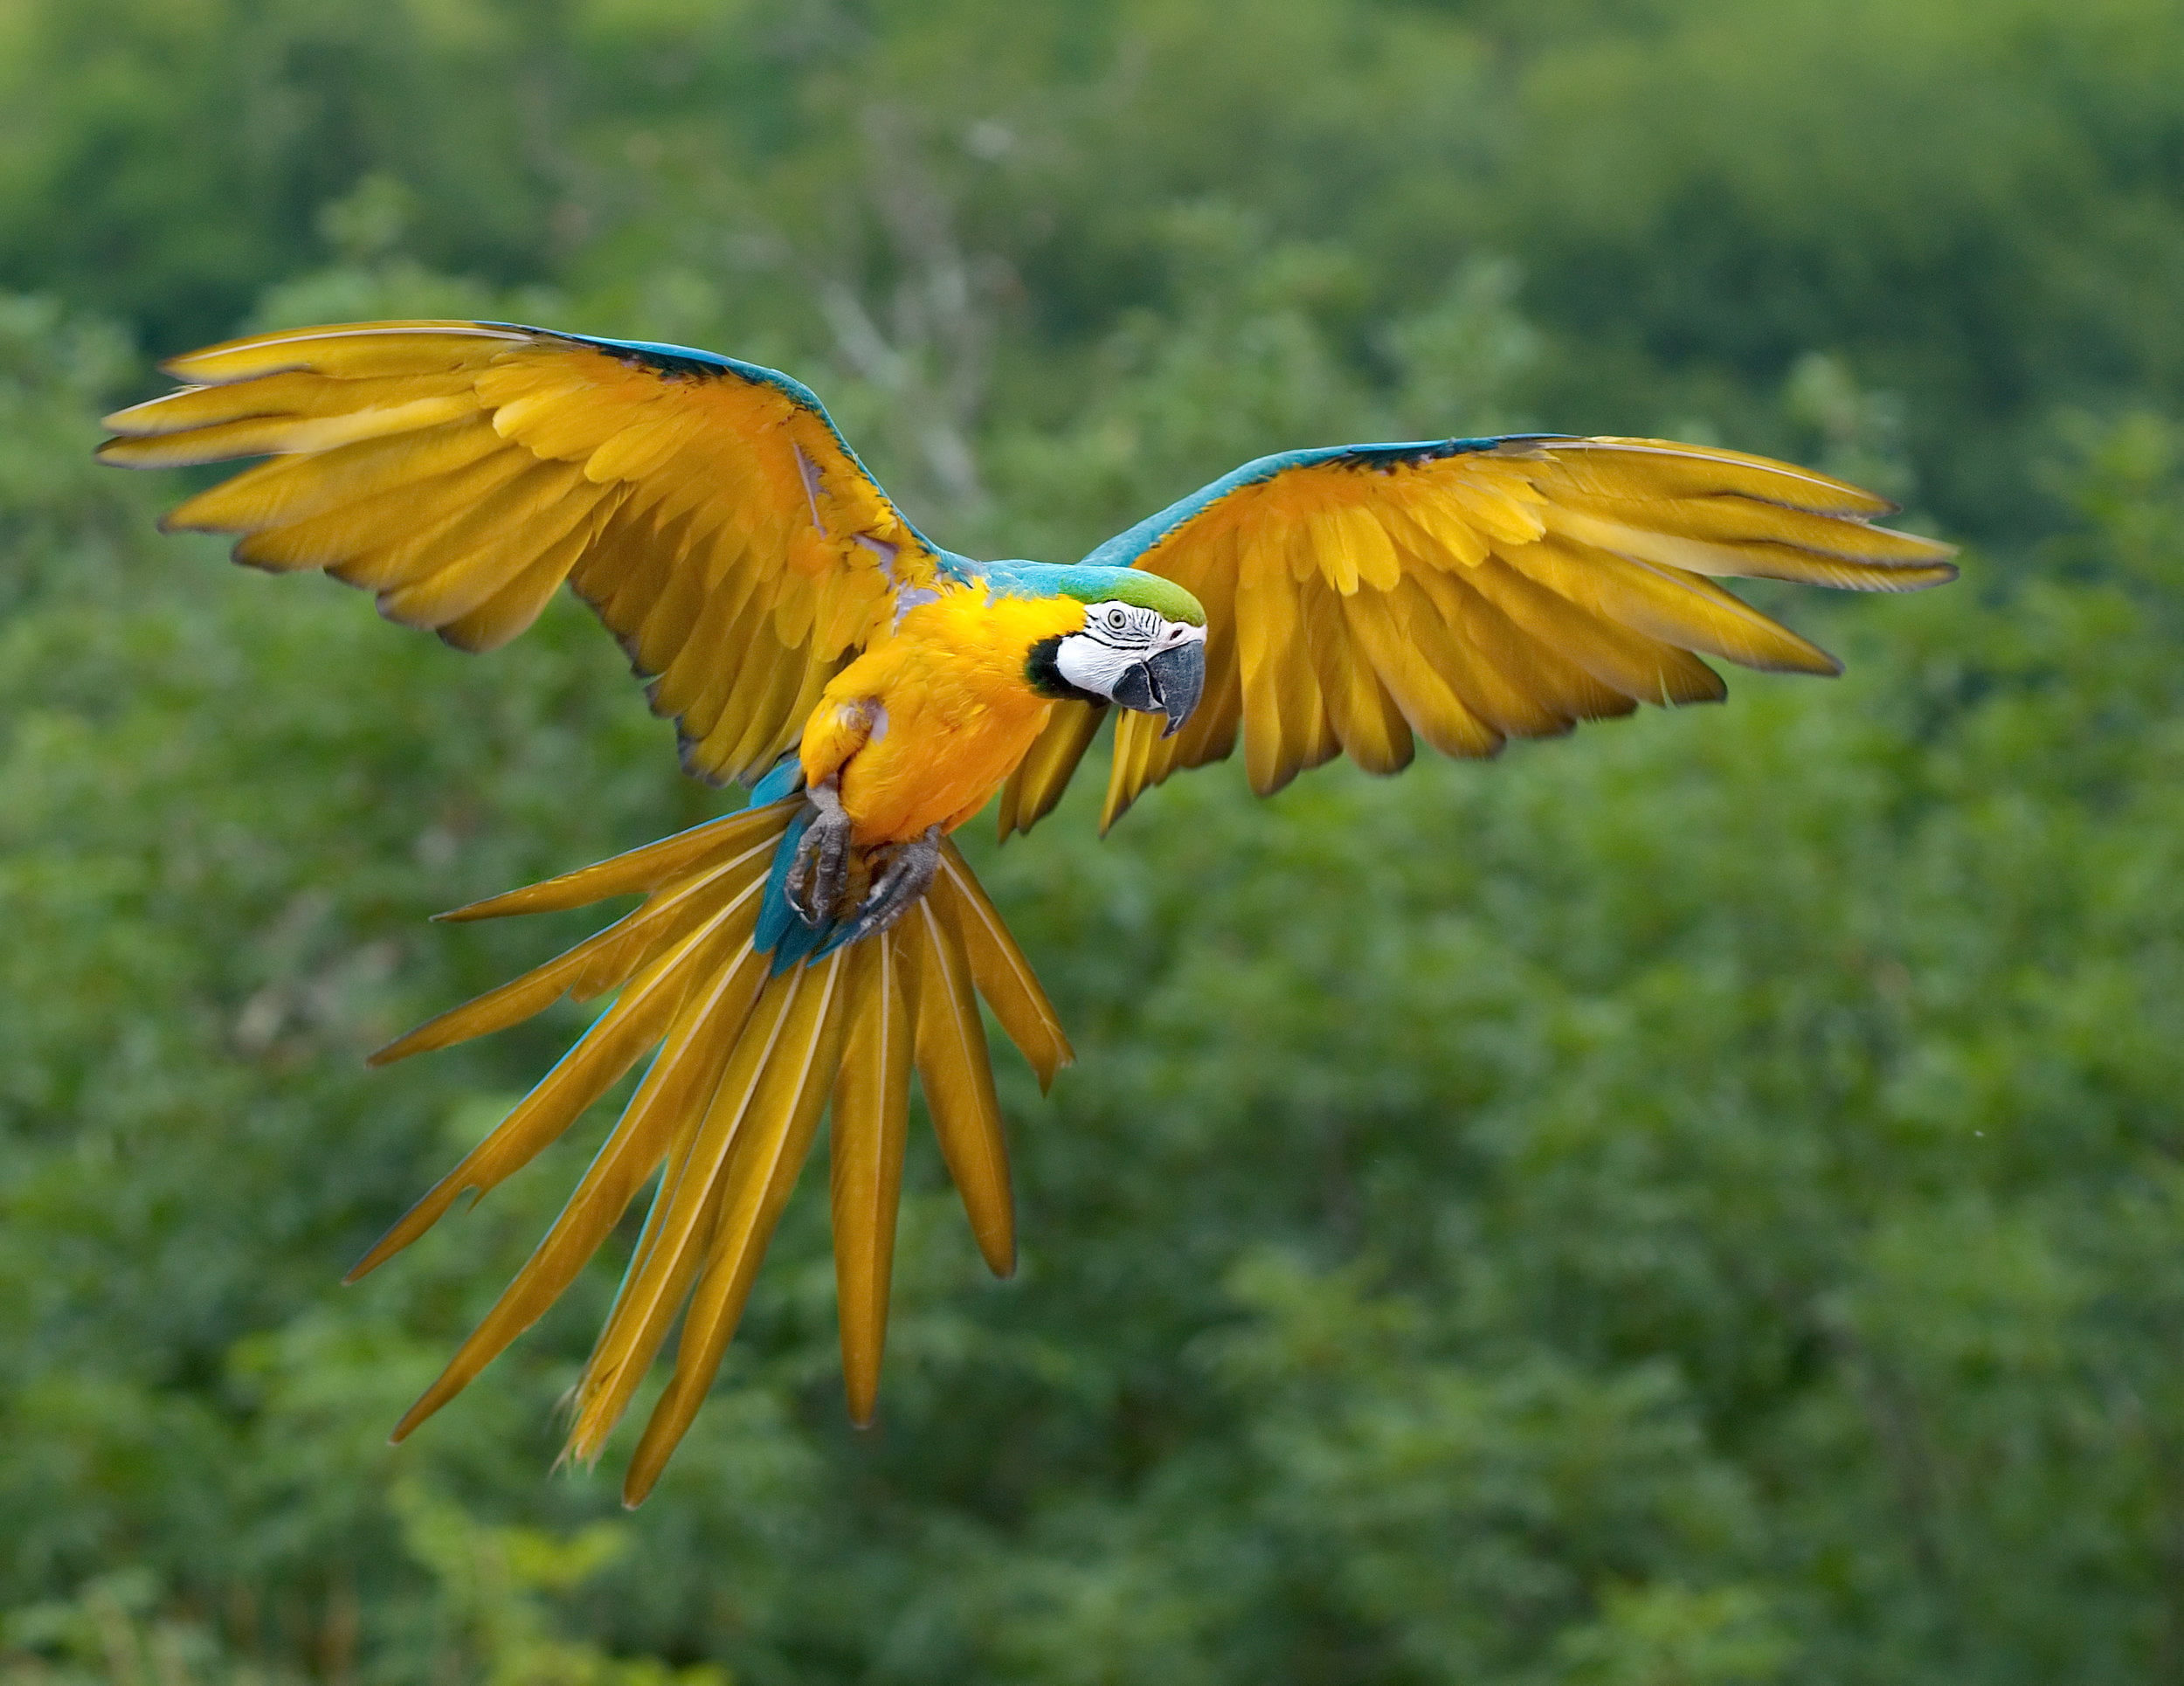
[4,0,2184,1680]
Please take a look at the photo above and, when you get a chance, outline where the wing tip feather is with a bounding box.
[156,320,529,382]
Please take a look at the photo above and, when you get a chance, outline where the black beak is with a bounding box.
[1111,639,1206,737]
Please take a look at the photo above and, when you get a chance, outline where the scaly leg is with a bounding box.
[785,780,854,926]
[843,825,943,943]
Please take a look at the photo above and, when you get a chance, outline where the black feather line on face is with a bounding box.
[1026,634,1108,704]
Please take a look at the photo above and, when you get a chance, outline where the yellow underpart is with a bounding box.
[806,584,1085,846]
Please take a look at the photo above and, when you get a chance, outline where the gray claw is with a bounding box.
[786,784,854,927]
[843,826,943,943]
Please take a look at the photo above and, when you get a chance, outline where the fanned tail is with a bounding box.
[357,798,1072,1505]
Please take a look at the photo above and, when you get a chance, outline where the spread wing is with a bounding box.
[997,435,1957,836]
[98,319,958,786]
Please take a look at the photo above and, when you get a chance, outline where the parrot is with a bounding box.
[98,318,1956,1503]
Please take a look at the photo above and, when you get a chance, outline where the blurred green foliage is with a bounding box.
[3,0,2183,1680]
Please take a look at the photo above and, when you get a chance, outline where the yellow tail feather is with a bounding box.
[908,899,1017,1278]
[622,950,853,1505]
[362,801,1073,1497]
[829,934,916,1427]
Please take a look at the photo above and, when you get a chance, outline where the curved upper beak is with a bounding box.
[1109,634,1206,737]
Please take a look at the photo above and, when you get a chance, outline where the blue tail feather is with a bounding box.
[810,909,870,964]
[755,808,812,958]
[745,752,805,810]
[755,804,850,975]
[767,908,834,976]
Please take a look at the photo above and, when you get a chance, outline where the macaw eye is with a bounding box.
[1105,607,1130,632]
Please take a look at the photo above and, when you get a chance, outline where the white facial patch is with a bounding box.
[1054,600,1206,700]
[1055,632,1141,696]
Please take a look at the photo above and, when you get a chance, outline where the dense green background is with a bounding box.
[3,0,2183,1680]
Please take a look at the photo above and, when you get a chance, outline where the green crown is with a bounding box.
[1014,563,1206,625]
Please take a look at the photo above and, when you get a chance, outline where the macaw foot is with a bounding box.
[842,825,943,943]
[785,782,854,926]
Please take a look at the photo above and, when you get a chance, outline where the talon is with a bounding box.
[844,826,943,943]
[785,784,854,926]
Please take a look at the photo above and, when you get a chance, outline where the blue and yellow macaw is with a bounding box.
[100,319,1955,1502]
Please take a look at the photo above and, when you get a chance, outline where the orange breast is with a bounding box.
[803,584,1084,846]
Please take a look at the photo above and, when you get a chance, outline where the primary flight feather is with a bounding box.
[99,318,1954,1503]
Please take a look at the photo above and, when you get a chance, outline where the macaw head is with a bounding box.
[1023,565,1207,737]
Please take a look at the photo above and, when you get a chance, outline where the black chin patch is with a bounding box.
[1026,635,1108,705]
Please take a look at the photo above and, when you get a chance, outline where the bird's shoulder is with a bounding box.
[897,565,1089,656]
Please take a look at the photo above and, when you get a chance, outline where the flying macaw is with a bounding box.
[99,319,1955,1503]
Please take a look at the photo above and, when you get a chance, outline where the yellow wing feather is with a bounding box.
[1006,434,1956,834]
[99,319,944,786]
